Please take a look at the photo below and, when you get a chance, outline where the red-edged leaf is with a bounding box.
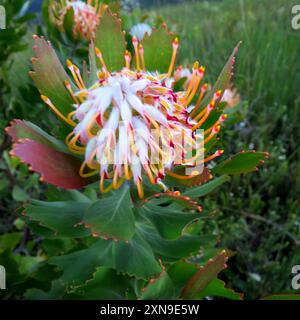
[212,151,269,175]
[11,139,95,189]
[141,24,174,73]
[194,42,241,118]
[142,191,202,212]
[139,271,175,300]
[30,35,74,117]
[181,250,229,299]
[6,119,67,152]
[196,278,243,300]
[94,9,126,72]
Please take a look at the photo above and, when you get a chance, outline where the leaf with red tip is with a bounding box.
[95,9,126,72]
[142,24,174,73]
[6,119,67,152]
[11,139,96,189]
[30,36,74,117]
[194,42,241,118]
[181,250,228,299]
[196,278,243,300]
[141,190,203,213]
[212,151,269,175]
[139,271,175,300]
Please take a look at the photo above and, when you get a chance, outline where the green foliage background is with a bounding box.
[149,0,300,299]
[0,0,299,299]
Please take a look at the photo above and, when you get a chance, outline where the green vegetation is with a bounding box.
[149,0,300,298]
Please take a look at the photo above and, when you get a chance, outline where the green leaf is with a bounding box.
[262,294,300,300]
[68,267,133,300]
[24,200,91,238]
[30,36,74,117]
[168,260,198,289]
[51,233,162,283]
[183,175,231,198]
[43,238,76,256]
[139,271,175,300]
[140,202,200,240]
[12,185,29,202]
[140,189,203,212]
[0,233,23,252]
[109,1,121,15]
[142,25,174,72]
[94,9,126,71]
[197,279,243,300]
[138,224,213,260]
[0,250,27,289]
[212,151,269,175]
[63,7,75,41]
[83,185,135,241]
[49,239,114,286]
[181,250,228,299]
[85,42,98,87]
[115,232,162,279]
[26,280,66,300]
[196,43,241,116]
[8,35,34,93]
[46,187,91,203]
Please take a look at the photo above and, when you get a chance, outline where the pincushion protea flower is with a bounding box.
[34,37,224,199]
[7,10,267,201]
[50,0,107,40]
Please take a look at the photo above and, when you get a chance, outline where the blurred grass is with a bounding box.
[150,0,300,108]
[147,0,300,299]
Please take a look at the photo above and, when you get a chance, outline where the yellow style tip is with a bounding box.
[193,61,199,70]
[40,95,49,103]
[66,59,73,67]
[95,47,101,56]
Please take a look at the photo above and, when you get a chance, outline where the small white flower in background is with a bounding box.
[130,23,152,40]
[221,87,241,108]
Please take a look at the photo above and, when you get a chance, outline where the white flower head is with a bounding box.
[130,23,152,41]
[42,36,225,199]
